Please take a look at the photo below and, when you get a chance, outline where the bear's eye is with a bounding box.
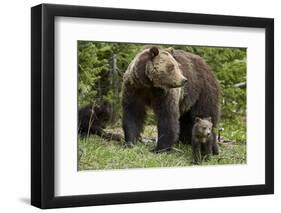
[166,64,174,72]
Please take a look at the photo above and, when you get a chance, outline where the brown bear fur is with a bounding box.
[78,102,123,142]
[122,46,220,153]
[192,117,214,163]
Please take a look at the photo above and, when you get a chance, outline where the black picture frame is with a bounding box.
[31,3,274,209]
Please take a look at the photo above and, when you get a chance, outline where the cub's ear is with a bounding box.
[165,47,174,55]
[205,117,212,122]
[149,47,159,58]
[194,117,202,123]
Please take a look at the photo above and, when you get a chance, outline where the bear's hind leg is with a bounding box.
[179,112,193,144]
[210,130,219,155]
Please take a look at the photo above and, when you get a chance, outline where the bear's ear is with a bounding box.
[194,117,202,123]
[205,117,212,122]
[165,47,174,55]
[149,47,159,58]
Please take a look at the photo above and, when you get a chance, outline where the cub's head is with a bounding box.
[193,117,213,140]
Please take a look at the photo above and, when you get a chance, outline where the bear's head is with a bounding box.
[126,46,187,89]
[193,117,213,141]
[145,47,187,89]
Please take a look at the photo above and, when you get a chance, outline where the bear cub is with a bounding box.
[192,117,216,164]
[78,101,111,136]
[78,101,123,141]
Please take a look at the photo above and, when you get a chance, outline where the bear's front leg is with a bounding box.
[192,141,202,164]
[153,97,180,153]
[201,141,212,161]
[122,96,146,147]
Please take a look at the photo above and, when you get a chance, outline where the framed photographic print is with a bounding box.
[31,3,274,209]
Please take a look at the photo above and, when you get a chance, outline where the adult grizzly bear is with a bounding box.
[122,46,220,153]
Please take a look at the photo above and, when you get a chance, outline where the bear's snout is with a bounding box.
[171,78,187,88]
[181,78,188,85]
[176,77,187,87]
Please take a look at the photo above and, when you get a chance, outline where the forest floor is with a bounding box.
[78,121,246,171]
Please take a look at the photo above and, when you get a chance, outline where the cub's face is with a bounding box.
[193,117,213,140]
[146,47,187,89]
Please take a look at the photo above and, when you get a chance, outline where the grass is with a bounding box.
[78,119,246,171]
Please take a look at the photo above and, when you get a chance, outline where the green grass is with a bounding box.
[78,121,246,171]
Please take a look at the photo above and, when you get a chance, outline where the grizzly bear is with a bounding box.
[191,117,214,163]
[122,46,220,153]
[78,101,123,141]
[78,101,111,136]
